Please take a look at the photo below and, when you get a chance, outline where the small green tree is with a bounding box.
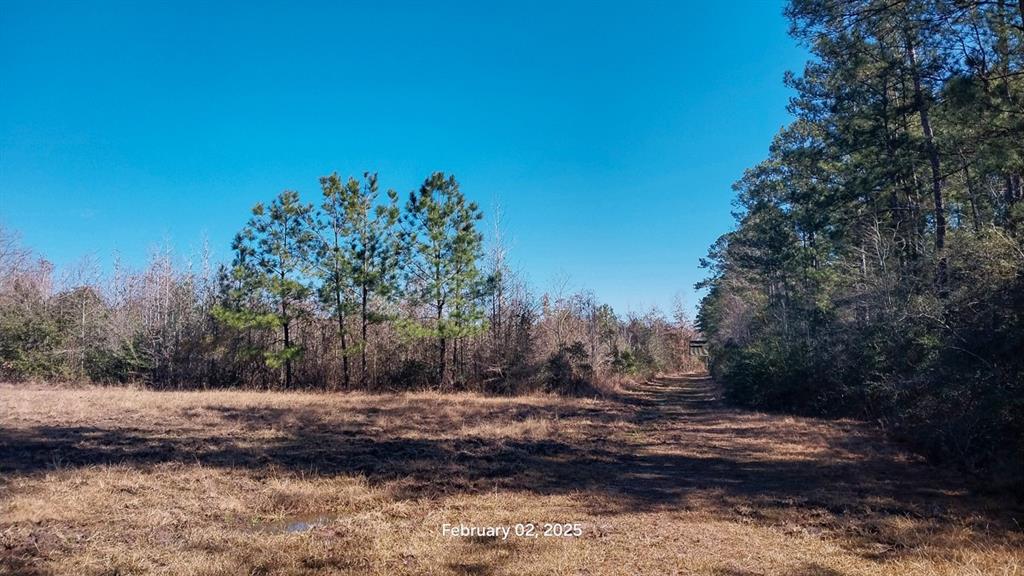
[314,173,356,389]
[402,172,488,387]
[313,172,401,388]
[228,190,315,388]
[345,173,402,386]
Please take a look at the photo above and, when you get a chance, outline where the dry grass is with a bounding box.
[1,376,1021,575]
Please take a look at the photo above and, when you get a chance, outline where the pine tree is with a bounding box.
[344,173,401,386]
[314,173,355,389]
[402,172,487,387]
[230,190,315,388]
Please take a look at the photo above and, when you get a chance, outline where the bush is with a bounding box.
[544,342,594,395]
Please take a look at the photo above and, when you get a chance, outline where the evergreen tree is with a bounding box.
[314,173,356,389]
[316,172,402,387]
[402,172,487,387]
[228,190,315,388]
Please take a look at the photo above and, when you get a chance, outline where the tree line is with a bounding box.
[698,0,1023,486]
[0,172,700,393]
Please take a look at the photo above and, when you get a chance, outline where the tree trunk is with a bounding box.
[283,320,292,388]
[906,35,947,292]
[1007,174,1021,230]
[452,335,460,384]
[335,288,350,390]
[282,294,292,389]
[361,284,369,386]
[961,157,980,233]
[437,303,446,388]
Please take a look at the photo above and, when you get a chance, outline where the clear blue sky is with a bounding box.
[1,0,806,316]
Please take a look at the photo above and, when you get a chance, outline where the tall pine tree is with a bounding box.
[314,174,355,389]
[402,172,487,387]
[230,190,315,388]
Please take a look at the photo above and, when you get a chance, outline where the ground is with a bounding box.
[1,375,1021,575]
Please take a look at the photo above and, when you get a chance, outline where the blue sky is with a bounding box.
[0,0,806,316]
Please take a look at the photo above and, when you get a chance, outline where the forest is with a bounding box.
[698,0,1023,486]
[0,172,697,395]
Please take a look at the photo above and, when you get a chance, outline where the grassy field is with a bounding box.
[1,375,1021,576]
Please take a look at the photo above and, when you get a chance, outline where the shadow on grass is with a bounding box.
[1,375,1020,563]
[2,419,898,510]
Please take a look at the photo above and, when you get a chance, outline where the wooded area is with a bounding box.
[0,173,699,394]
[698,0,1023,486]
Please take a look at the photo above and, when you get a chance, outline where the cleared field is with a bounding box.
[1,376,1021,575]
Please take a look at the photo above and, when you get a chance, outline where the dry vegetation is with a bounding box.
[1,376,1021,576]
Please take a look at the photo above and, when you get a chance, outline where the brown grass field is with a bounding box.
[1,375,1021,575]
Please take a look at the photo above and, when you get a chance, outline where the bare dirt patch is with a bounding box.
[1,376,1021,575]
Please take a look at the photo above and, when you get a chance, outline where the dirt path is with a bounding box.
[526,375,1009,523]
[586,375,990,518]
[1,378,1021,575]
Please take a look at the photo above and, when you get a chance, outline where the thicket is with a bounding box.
[698,0,1023,486]
[0,173,700,394]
